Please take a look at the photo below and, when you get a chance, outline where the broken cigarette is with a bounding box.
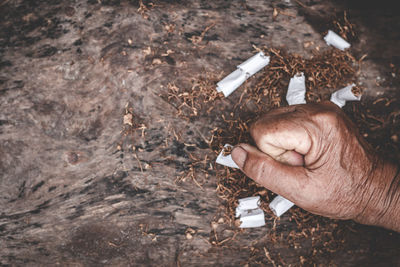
[237,51,270,77]
[235,196,266,228]
[217,52,270,97]
[269,195,294,217]
[235,196,260,214]
[269,193,295,217]
[215,144,239,169]
[330,83,361,108]
[216,69,247,98]
[286,72,306,105]
[324,30,351,51]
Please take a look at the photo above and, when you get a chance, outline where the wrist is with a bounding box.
[355,160,400,231]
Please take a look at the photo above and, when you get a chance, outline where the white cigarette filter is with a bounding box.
[269,195,294,217]
[324,30,351,51]
[235,196,266,228]
[215,144,239,169]
[286,72,306,105]
[216,52,270,97]
[330,83,361,108]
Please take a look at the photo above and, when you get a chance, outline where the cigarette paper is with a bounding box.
[237,52,270,77]
[236,196,266,228]
[237,208,266,228]
[269,195,294,217]
[330,83,361,108]
[216,52,270,97]
[216,144,239,169]
[216,69,247,97]
[324,30,351,51]
[286,72,306,105]
[236,196,261,216]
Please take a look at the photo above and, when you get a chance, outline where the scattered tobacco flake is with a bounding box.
[160,72,224,119]
[118,103,147,150]
[222,146,232,156]
[332,11,358,43]
[351,84,363,97]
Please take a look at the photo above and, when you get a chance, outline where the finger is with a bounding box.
[250,102,341,158]
[251,116,312,158]
[231,144,308,200]
[276,150,304,166]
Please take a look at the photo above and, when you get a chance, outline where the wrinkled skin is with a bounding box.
[232,102,400,232]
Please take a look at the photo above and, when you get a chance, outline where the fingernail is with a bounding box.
[231,146,247,169]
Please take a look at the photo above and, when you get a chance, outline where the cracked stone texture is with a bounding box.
[1,0,399,266]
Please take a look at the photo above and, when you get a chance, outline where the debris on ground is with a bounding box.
[269,195,295,217]
[235,196,266,228]
[330,83,361,107]
[217,52,270,97]
[324,30,351,50]
[216,144,239,169]
[286,72,307,105]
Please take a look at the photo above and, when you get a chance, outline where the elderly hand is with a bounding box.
[232,101,400,231]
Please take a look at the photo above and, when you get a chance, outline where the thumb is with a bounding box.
[231,143,308,200]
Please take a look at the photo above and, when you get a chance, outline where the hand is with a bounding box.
[231,101,400,231]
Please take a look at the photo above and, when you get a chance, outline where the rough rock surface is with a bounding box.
[1,0,399,266]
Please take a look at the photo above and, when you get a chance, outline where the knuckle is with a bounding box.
[250,121,263,145]
[313,110,339,127]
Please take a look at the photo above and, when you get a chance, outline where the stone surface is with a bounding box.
[1,0,399,266]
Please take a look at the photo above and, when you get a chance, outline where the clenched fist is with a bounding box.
[232,102,400,232]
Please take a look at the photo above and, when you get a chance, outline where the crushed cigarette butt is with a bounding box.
[286,72,306,105]
[217,52,270,97]
[324,30,351,51]
[269,195,294,217]
[216,144,239,169]
[235,196,266,228]
[330,83,361,108]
